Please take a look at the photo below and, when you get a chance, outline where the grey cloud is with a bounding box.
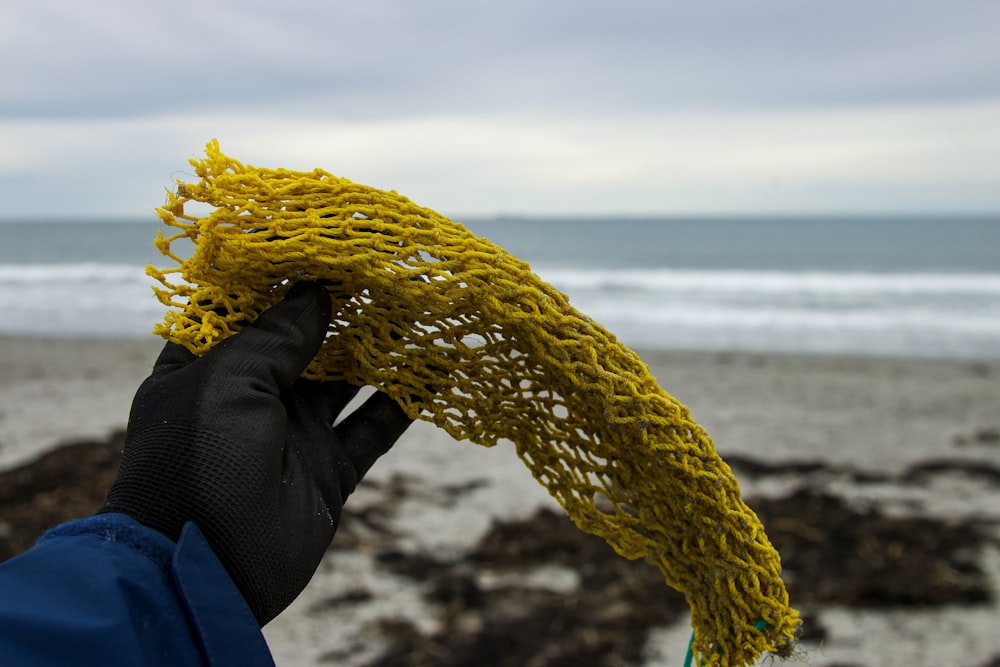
[2,0,998,121]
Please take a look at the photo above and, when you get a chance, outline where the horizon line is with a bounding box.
[2,211,1000,224]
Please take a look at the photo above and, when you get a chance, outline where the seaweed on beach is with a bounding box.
[357,485,996,666]
[750,489,993,607]
[3,436,999,665]
[0,431,124,561]
[953,426,1000,447]
[901,459,1000,485]
[367,508,689,667]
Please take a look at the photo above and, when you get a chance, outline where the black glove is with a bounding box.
[100,282,413,625]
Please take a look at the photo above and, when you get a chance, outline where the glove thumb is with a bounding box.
[208,282,332,390]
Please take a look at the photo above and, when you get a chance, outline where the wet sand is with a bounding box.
[2,336,999,666]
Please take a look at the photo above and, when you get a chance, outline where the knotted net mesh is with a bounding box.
[150,141,799,665]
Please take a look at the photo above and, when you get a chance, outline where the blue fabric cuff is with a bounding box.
[40,513,175,573]
[172,522,274,667]
[39,515,274,667]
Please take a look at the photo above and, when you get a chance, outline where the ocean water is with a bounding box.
[1,216,998,359]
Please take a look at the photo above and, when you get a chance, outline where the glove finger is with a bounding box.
[333,391,413,491]
[152,341,198,373]
[282,389,354,512]
[292,379,362,425]
[208,281,332,391]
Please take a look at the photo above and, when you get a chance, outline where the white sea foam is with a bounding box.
[537,267,1000,296]
[0,264,163,338]
[538,267,1000,358]
[0,263,151,283]
[1,262,998,358]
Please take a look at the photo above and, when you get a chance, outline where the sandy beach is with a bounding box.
[1,335,999,666]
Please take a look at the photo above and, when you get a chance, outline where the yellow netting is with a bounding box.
[150,140,799,666]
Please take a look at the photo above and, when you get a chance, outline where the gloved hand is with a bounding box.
[100,282,413,625]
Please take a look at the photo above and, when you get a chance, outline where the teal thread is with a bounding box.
[683,630,696,667]
[683,619,770,667]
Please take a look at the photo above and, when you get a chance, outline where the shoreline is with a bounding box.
[0,336,164,471]
[2,335,999,665]
[2,333,998,472]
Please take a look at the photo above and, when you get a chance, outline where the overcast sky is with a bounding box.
[2,0,999,219]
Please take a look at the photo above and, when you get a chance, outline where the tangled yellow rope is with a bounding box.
[150,141,799,665]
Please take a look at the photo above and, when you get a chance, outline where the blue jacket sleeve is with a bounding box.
[0,513,275,667]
